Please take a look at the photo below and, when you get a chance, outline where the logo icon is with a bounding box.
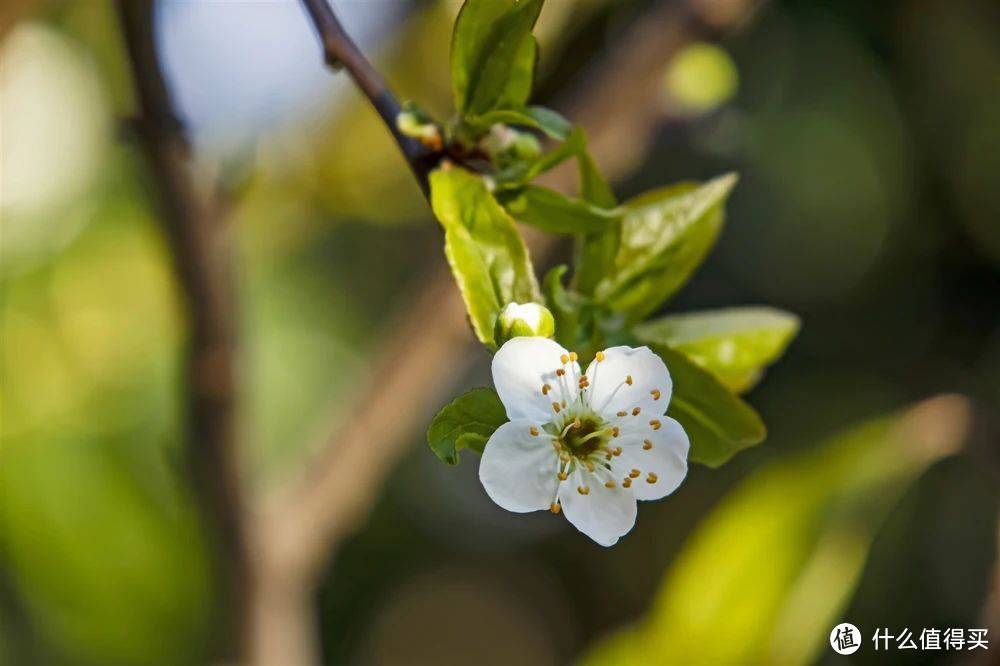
[831,623,861,655]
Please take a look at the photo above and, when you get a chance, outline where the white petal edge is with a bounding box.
[614,416,689,501]
[585,345,672,420]
[479,419,560,513]
[492,336,581,422]
[558,466,637,546]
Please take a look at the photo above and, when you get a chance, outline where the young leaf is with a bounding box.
[634,306,800,393]
[653,343,766,467]
[430,167,541,347]
[542,265,580,348]
[466,106,572,140]
[428,388,508,465]
[451,0,543,116]
[594,174,737,322]
[499,185,621,234]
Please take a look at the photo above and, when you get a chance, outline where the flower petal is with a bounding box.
[558,466,637,546]
[492,336,580,422]
[585,345,672,420]
[614,417,689,501]
[479,419,560,513]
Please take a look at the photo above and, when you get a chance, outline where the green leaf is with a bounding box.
[634,306,800,393]
[595,173,738,322]
[499,185,621,234]
[427,388,508,465]
[654,344,765,467]
[451,0,544,116]
[582,397,969,666]
[542,265,580,348]
[467,106,572,140]
[430,167,541,347]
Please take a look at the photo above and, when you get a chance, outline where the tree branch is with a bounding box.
[299,0,437,196]
[115,1,248,659]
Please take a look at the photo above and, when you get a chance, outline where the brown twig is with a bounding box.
[299,0,437,197]
[115,1,248,660]
[251,1,761,663]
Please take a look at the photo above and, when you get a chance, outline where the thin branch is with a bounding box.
[299,0,437,196]
[115,0,248,658]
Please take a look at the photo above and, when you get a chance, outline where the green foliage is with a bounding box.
[427,388,508,465]
[430,168,541,348]
[425,0,792,469]
[653,345,766,467]
[582,399,966,665]
[635,306,800,392]
[451,0,543,116]
[498,185,621,234]
[594,174,738,323]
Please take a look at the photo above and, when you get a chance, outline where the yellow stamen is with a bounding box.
[617,410,627,418]
[612,426,620,437]
[556,368,565,377]
[604,480,616,489]
[643,439,653,450]
[622,477,632,488]
[629,469,640,479]
[569,352,578,362]
[585,461,595,472]
[650,419,661,430]
[557,471,568,481]
[646,472,658,484]
[651,389,661,400]
[542,383,551,395]
[530,426,539,436]
[632,407,641,416]
[595,351,605,362]
[550,502,561,514]
[560,354,569,364]
[552,402,561,413]
[577,486,590,495]
[613,446,622,456]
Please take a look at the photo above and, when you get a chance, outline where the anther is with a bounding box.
[550,502,561,514]
[643,439,653,450]
[596,351,605,362]
[560,354,569,364]
[577,486,590,495]
[552,402,561,413]
[557,471,568,481]
[569,352,578,362]
[626,375,633,385]
[613,446,622,456]
[632,407,641,416]
[622,478,632,488]
[629,469,640,478]
[542,383,552,395]
[586,461,595,472]
[573,417,581,429]
[556,368,566,377]
[617,410,627,418]
[604,480,616,489]
[650,419,661,430]
[612,426,620,437]
[647,472,658,484]
[530,426,539,436]
[651,389,661,400]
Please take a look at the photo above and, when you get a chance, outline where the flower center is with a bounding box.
[559,414,608,457]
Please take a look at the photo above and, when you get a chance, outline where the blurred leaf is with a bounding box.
[1,434,212,665]
[451,0,543,116]
[635,306,800,393]
[595,174,738,322]
[428,388,507,464]
[466,105,572,140]
[655,344,766,467]
[499,185,620,234]
[430,167,541,347]
[583,396,970,666]
[542,265,580,349]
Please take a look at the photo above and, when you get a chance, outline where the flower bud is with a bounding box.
[494,302,555,345]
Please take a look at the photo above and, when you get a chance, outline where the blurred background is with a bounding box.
[1,0,998,664]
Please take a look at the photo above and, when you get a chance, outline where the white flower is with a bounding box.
[479,337,690,546]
